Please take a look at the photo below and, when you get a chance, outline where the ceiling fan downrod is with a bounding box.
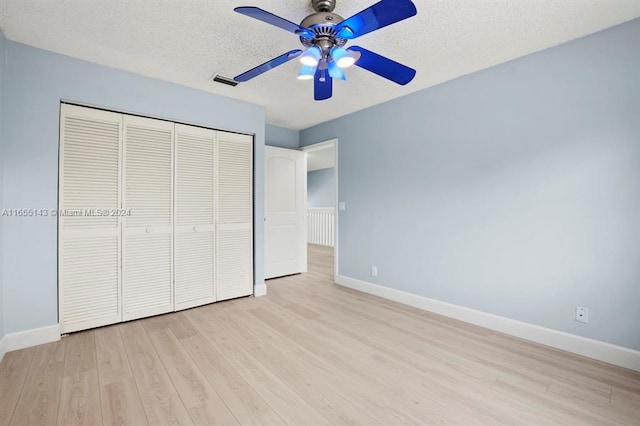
[300,0,346,50]
[312,0,336,13]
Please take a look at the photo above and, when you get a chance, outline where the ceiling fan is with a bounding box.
[233,0,418,101]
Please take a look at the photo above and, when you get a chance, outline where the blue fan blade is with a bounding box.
[314,68,333,100]
[349,46,416,85]
[234,7,313,38]
[234,50,303,82]
[335,0,417,39]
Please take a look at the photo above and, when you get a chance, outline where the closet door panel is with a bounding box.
[217,133,253,224]
[123,234,172,317]
[174,124,216,310]
[217,224,253,300]
[122,115,174,321]
[216,132,253,301]
[59,104,122,333]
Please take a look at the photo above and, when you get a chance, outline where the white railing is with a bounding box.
[307,207,335,247]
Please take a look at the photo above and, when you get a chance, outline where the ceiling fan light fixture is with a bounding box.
[300,46,322,66]
[331,47,355,68]
[328,61,346,80]
[297,64,317,80]
[233,0,418,100]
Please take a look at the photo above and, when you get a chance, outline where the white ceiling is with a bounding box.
[1,1,639,130]
[307,146,336,171]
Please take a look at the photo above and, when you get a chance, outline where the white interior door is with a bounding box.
[122,115,174,321]
[174,124,216,310]
[265,146,307,279]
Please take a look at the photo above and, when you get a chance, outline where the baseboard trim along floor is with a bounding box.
[0,280,269,361]
[0,335,5,363]
[254,282,267,297]
[0,323,61,362]
[335,274,640,372]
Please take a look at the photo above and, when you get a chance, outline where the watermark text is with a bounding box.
[1,208,131,217]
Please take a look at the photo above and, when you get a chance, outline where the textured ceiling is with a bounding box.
[1,1,639,129]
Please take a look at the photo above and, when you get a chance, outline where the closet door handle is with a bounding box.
[145,227,153,234]
[193,225,201,233]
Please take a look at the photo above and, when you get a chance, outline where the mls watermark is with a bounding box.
[1,208,132,217]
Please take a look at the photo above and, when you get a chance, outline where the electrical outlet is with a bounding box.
[576,306,589,324]
[339,201,346,211]
[371,266,377,277]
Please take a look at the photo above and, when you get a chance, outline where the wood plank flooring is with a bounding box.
[1,244,640,425]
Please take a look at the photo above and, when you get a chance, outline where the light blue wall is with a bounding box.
[2,41,266,335]
[300,19,640,350]
[0,30,6,340]
[265,124,300,149]
[308,168,335,208]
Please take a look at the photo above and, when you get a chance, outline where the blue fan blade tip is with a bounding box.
[407,1,418,15]
[314,69,333,100]
[234,6,254,13]
[233,73,250,82]
[401,70,417,85]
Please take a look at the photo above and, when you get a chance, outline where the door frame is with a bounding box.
[300,138,338,281]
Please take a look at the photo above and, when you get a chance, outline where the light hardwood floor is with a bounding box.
[1,244,639,425]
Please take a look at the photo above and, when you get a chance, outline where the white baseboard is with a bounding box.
[0,324,61,361]
[0,335,6,363]
[254,282,267,297]
[335,274,640,372]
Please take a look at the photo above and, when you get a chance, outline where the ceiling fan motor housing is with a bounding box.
[299,11,347,50]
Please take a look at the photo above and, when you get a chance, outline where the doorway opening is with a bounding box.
[301,139,338,281]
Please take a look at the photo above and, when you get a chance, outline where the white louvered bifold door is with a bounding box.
[59,104,122,333]
[216,131,254,301]
[122,115,174,321]
[174,124,216,311]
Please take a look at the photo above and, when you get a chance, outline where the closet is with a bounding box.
[58,104,253,333]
